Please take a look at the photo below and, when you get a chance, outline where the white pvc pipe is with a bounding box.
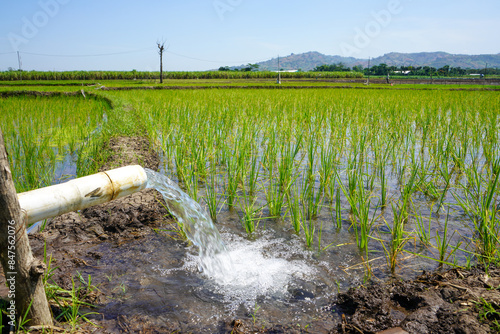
[18,165,147,225]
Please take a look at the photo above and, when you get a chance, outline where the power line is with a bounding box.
[0,51,17,55]
[166,50,270,64]
[21,48,155,58]
[5,48,272,66]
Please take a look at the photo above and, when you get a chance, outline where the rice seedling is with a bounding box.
[0,94,109,192]
[205,169,223,222]
[453,158,500,262]
[434,210,462,266]
[303,218,316,249]
[183,169,199,202]
[68,87,500,275]
[335,186,342,229]
[265,177,288,219]
[286,181,305,235]
[376,200,412,274]
[224,156,240,208]
[327,176,343,229]
[336,170,377,256]
[237,188,264,235]
[413,202,434,245]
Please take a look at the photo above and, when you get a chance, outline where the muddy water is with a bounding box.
[25,139,484,332]
[120,162,480,331]
[20,129,492,332]
[88,214,349,332]
[142,169,347,331]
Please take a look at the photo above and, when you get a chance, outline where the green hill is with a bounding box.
[231,51,500,71]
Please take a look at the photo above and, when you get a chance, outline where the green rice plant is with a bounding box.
[224,156,239,208]
[183,169,199,202]
[264,172,291,219]
[380,165,387,208]
[247,149,260,196]
[402,163,419,201]
[111,87,500,271]
[302,174,324,221]
[318,138,336,191]
[434,210,461,266]
[412,202,434,245]
[303,218,316,249]
[375,201,411,274]
[336,170,377,255]
[1,94,109,192]
[56,278,99,331]
[453,159,500,261]
[327,177,342,229]
[436,163,453,212]
[205,170,223,222]
[335,186,342,229]
[237,188,264,235]
[286,181,305,235]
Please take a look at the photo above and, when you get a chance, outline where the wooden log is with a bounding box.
[0,127,53,327]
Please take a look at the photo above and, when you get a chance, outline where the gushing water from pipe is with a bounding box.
[145,168,234,280]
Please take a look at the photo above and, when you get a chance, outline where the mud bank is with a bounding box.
[336,266,500,333]
[1,136,499,333]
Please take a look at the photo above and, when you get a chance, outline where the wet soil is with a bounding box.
[1,136,499,333]
[98,136,160,172]
[336,266,500,334]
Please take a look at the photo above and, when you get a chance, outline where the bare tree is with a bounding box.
[0,128,53,328]
[157,41,165,84]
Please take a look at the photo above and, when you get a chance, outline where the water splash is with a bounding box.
[146,169,321,313]
[145,168,234,280]
[191,232,318,312]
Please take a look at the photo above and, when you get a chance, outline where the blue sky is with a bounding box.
[0,0,499,71]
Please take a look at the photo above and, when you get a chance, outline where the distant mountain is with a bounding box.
[371,52,500,69]
[255,51,360,71]
[234,51,500,71]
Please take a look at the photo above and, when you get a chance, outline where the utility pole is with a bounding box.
[157,41,165,84]
[366,57,371,85]
[0,128,53,328]
[277,55,281,84]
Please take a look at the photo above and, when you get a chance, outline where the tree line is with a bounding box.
[313,62,500,76]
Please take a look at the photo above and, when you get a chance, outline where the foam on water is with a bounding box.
[146,168,317,311]
[155,232,317,312]
[206,232,315,310]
